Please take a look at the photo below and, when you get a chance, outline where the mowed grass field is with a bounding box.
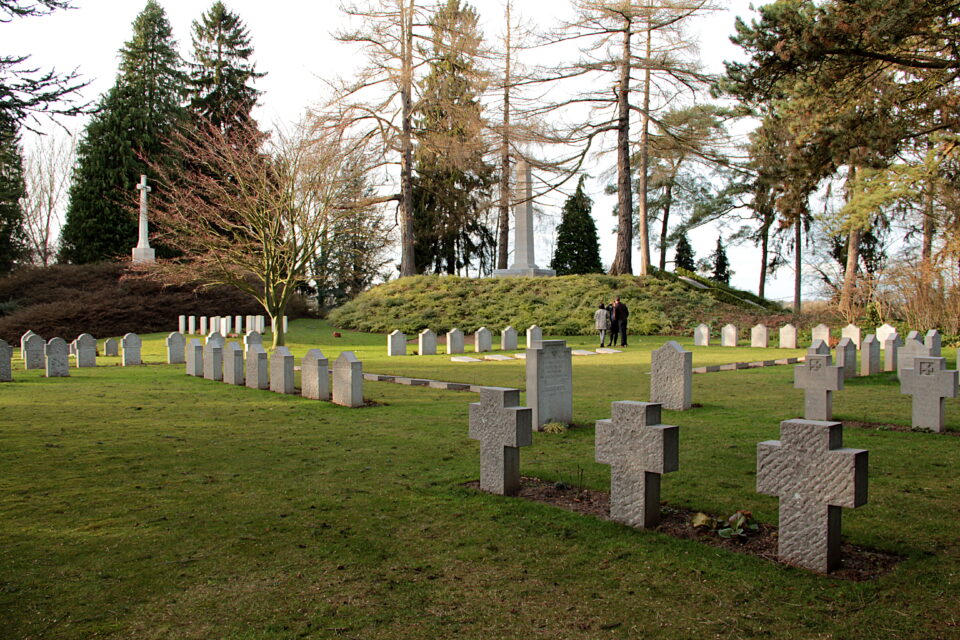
[2,320,959,639]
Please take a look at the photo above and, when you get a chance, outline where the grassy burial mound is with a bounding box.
[329,273,786,336]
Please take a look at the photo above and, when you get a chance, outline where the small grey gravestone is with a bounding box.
[883,334,902,372]
[526,325,542,349]
[897,331,931,380]
[245,344,268,390]
[0,339,12,381]
[757,418,868,573]
[20,329,35,361]
[721,324,738,347]
[900,356,958,432]
[45,337,69,377]
[121,334,141,367]
[526,339,573,431]
[75,333,97,368]
[206,331,225,349]
[650,341,692,411]
[200,316,208,336]
[780,323,798,349]
[446,328,464,354]
[23,333,45,370]
[333,351,363,407]
[860,335,880,376]
[596,401,678,528]
[185,339,203,377]
[501,326,518,351]
[810,340,830,356]
[103,337,119,357]
[203,340,223,381]
[223,342,244,385]
[166,332,186,365]
[418,329,437,356]
[188,316,196,335]
[835,337,857,379]
[178,315,186,334]
[794,352,844,421]
[474,327,492,353]
[301,349,330,400]
[468,387,532,495]
[925,329,942,356]
[388,330,407,356]
[244,330,262,350]
[841,324,862,350]
[811,324,831,345]
[693,324,709,347]
[751,324,769,348]
[876,323,896,349]
[270,347,295,394]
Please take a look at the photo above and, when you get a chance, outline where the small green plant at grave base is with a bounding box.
[542,421,568,434]
[554,466,586,493]
[692,509,760,541]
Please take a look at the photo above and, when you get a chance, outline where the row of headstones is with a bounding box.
[388,325,543,356]
[471,388,865,574]
[168,330,363,407]
[694,322,928,350]
[177,315,288,337]
[1,331,144,381]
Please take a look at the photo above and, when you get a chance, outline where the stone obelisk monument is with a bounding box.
[131,174,156,264]
[493,159,555,278]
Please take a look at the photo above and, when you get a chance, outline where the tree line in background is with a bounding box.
[2,0,960,335]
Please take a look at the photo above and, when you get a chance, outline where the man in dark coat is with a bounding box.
[611,296,629,347]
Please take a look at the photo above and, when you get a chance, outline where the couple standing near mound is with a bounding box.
[594,296,629,348]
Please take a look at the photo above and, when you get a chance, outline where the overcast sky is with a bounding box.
[7,0,809,302]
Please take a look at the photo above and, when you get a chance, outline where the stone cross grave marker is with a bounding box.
[23,333,45,370]
[780,323,798,349]
[418,329,436,356]
[203,339,223,381]
[474,327,492,353]
[900,356,958,432]
[876,323,896,348]
[103,337,119,357]
[501,326,518,351]
[757,419,868,572]
[302,349,330,400]
[860,335,880,376]
[388,330,407,356]
[721,324,738,347]
[223,342,244,385]
[811,324,831,345]
[693,324,709,347]
[246,344,268,390]
[751,324,769,348]
[526,339,572,430]
[0,339,11,382]
[897,331,930,380]
[166,332,185,365]
[185,339,203,377]
[446,328,464,354]
[835,337,857,379]
[925,329,942,356]
[75,333,97,368]
[526,325,542,349]
[45,337,69,377]
[883,334,902,372]
[270,346,295,394]
[794,351,844,421]
[131,174,156,264]
[841,324,861,350]
[596,401,678,528]
[468,387,532,495]
[333,351,363,407]
[650,341,692,411]
[121,333,141,367]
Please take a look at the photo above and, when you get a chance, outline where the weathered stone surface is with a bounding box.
[780,324,798,349]
[883,334,902,372]
[388,330,407,357]
[333,351,363,407]
[925,329,942,356]
[526,325,542,349]
[185,339,203,376]
[246,344,268,390]
[876,323,896,348]
[165,332,185,365]
[526,339,573,430]
[811,324,831,345]
[203,340,223,381]
[757,419,868,573]
[418,329,437,356]
[244,331,262,350]
[596,348,622,354]
[650,341,692,411]
[0,339,11,381]
[860,335,880,376]
[808,339,830,356]
[596,401,678,528]
[446,328,464,354]
[501,326,518,351]
[474,327,492,353]
[23,333,45,369]
[751,324,769,348]
[103,337,119,357]
[794,353,844,421]
[206,331,225,349]
[44,337,69,377]
[302,349,330,400]
[693,324,709,347]
[721,324,738,347]
[468,387,532,495]
[897,331,931,381]
[223,342,244,385]
[20,330,35,361]
[835,337,857,379]
[900,356,958,432]
[451,356,481,363]
[121,333,141,367]
[75,333,97,368]
[270,347,295,394]
[841,324,861,350]
[484,354,514,361]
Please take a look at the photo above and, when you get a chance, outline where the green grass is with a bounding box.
[2,319,959,639]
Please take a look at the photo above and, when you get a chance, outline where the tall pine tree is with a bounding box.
[673,232,694,271]
[0,114,27,274]
[59,1,186,264]
[710,236,731,284]
[551,176,602,275]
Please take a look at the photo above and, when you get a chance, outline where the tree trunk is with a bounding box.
[398,0,416,277]
[609,18,633,276]
[794,217,802,313]
[922,176,935,268]
[635,21,653,275]
[758,217,770,300]
[271,312,285,349]
[839,227,861,320]
[497,2,512,271]
[658,180,674,271]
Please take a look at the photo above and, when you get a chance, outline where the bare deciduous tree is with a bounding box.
[20,130,75,266]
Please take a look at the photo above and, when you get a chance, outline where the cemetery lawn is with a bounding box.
[2,320,959,639]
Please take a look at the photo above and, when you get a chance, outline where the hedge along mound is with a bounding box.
[328,273,786,336]
[0,263,307,344]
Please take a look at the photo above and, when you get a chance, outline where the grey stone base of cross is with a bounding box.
[469,387,532,495]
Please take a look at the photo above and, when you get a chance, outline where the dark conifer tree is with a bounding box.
[0,114,27,274]
[59,1,186,263]
[711,236,731,284]
[673,232,695,271]
[551,176,602,275]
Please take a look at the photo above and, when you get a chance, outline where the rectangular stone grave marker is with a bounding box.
[900,356,958,432]
[244,330,262,350]
[811,324,831,345]
[211,316,221,334]
[751,324,769,348]
[246,344,268,389]
[188,316,196,335]
[860,335,880,376]
[596,401,678,528]
[794,352,844,420]
[200,317,208,335]
[474,327,492,353]
[876,323,896,348]
[185,339,203,376]
[234,315,243,334]
[721,324,738,347]
[757,419,868,572]
[526,325,542,349]
[20,330,35,362]
[883,334,902,372]
[270,347,295,394]
[75,333,97,368]
[693,324,709,347]
[203,340,223,381]
[0,339,11,382]
[166,332,185,365]
[469,387,532,495]
[223,342,244,385]
[650,341,692,411]
[302,349,330,400]
[333,351,363,407]
[23,333,45,369]
[925,329,942,356]
[418,329,436,356]
[245,316,254,334]
[446,328,464,354]
[841,324,861,349]
[45,338,69,377]
[835,337,856,379]
[526,339,573,430]
[178,315,186,334]
[780,323,798,349]
[388,330,407,356]
[501,326,518,351]
[897,331,931,380]
[121,333,141,366]
[222,316,232,337]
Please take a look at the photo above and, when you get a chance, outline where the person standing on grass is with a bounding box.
[612,296,629,347]
[594,302,611,347]
[607,299,619,346]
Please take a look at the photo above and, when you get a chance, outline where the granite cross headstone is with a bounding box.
[794,351,844,420]
[468,387,532,495]
[900,356,958,432]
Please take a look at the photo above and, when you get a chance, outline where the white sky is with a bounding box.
[7,0,810,302]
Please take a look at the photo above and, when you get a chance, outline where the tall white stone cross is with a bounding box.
[757,419,868,573]
[794,353,844,420]
[132,174,156,264]
[468,387,532,495]
[900,356,958,432]
[595,401,678,528]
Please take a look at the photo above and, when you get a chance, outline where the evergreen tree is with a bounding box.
[551,176,602,275]
[59,1,186,264]
[673,232,694,272]
[710,236,731,284]
[187,2,263,133]
[0,114,27,274]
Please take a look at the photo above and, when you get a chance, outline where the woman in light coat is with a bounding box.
[594,302,611,347]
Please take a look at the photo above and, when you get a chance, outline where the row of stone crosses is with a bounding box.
[387,325,544,356]
[176,314,287,337]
